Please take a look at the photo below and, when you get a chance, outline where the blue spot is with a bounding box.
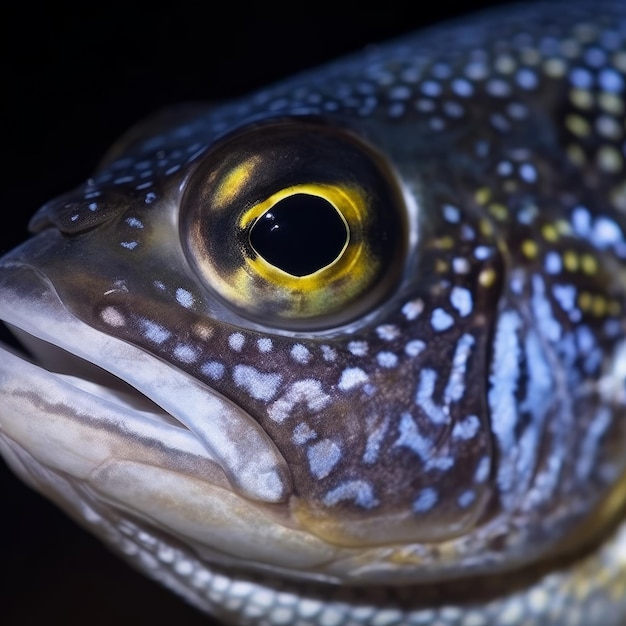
[413,488,438,513]
[431,308,454,332]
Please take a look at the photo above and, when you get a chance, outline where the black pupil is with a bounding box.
[249,193,348,276]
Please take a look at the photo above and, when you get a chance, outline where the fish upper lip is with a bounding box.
[0,260,292,505]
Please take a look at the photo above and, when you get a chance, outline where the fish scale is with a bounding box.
[1,2,626,624]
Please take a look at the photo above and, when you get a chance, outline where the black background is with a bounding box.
[1,2,514,624]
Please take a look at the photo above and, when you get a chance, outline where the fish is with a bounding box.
[1,2,626,625]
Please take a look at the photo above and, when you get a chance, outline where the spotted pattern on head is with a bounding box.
[23,0,626,558]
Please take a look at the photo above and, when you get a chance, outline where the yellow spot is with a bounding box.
[494,54,516,74]
[613,51,626,73]
[436,236,454,250]
[479,267,496,287]
[569,88,594,110]
[572,23,597,44]
[567,143,587,166]
[527,588,550,614]
[520,47,540,66]
[597,145,623,174]
[563,250,579,272]
[581,253,598,275]
[592,296,607,317]
[488,203,508,221]
[435,259,449,273]
[479,219,494,236]
[475,187,491,206]
[578,291,592,311]
[213,158,258,208]
[565,114,591,137]
[610,182,626,212]
[598,92,624,115]
[521,239,538,259]
[541,223,559,242]
[555,219,572,236]
[543,58,566,78]
[192,322,214,340]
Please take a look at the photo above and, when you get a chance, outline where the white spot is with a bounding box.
[443,204,460,223]
[233,365,282,401]
[515,68,538,90]
[201,361,225,380]
[452,257,471,274]
[416,369,448,425]
[362,416,389,464]
[599,67,624,93]
[323,481,379,509]
[121,241,138,250]
[405,339,426,357]
[292,422,317,445]
[125,216,143,228]
[395,411,433,460]
[552,284,577,313]
[497,160,513,176]
[474,457,490,483]
[348,341,368,357]
[444,333,476,404]
[486,78,511,97]
[431,308,454,332]
[457,490,476,508]
[321,345,337,362]
[228,332,245,351]
[141,319,171,344]
[451,77,474,97]
[544,251,562,274]
[519,163,537,183]
[474,245,491,260]
[291,344,311,364]
[256,337,273,353]
[377,351,398,368]
[402,299,424,320]
[425,456,454,471]
[413,488,438,513]
[154,280,166,291]
[465,61,488,81]
[452,415,481,440]
[592,216,623,248]
[569,67,593,89]
[532,275,562,342]
[175,288,194,308]
[421,80,442,97]
[100,306,125,327]
[338,367,369,391]
[389,85,411,100]
[307,439,342,479]
[268,379,331,423]
[450,286,473,317]
[488,310,521,464]
[571,205,591,236]
[173,344,198,363]
[376,324,400,341]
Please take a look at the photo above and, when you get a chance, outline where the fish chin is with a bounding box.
[0,260,368,586]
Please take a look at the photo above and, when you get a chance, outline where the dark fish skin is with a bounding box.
[0,7,482,625]
[7,1,625,624]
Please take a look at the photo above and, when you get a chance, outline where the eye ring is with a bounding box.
[180,119,407,330]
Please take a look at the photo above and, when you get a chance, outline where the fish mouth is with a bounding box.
[0,260,365,583]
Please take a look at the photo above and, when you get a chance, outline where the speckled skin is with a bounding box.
[0,2,626,625]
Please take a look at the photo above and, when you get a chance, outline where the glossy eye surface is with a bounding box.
[181,120,407,329]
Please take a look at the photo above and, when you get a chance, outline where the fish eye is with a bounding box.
[180,119,407,329]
